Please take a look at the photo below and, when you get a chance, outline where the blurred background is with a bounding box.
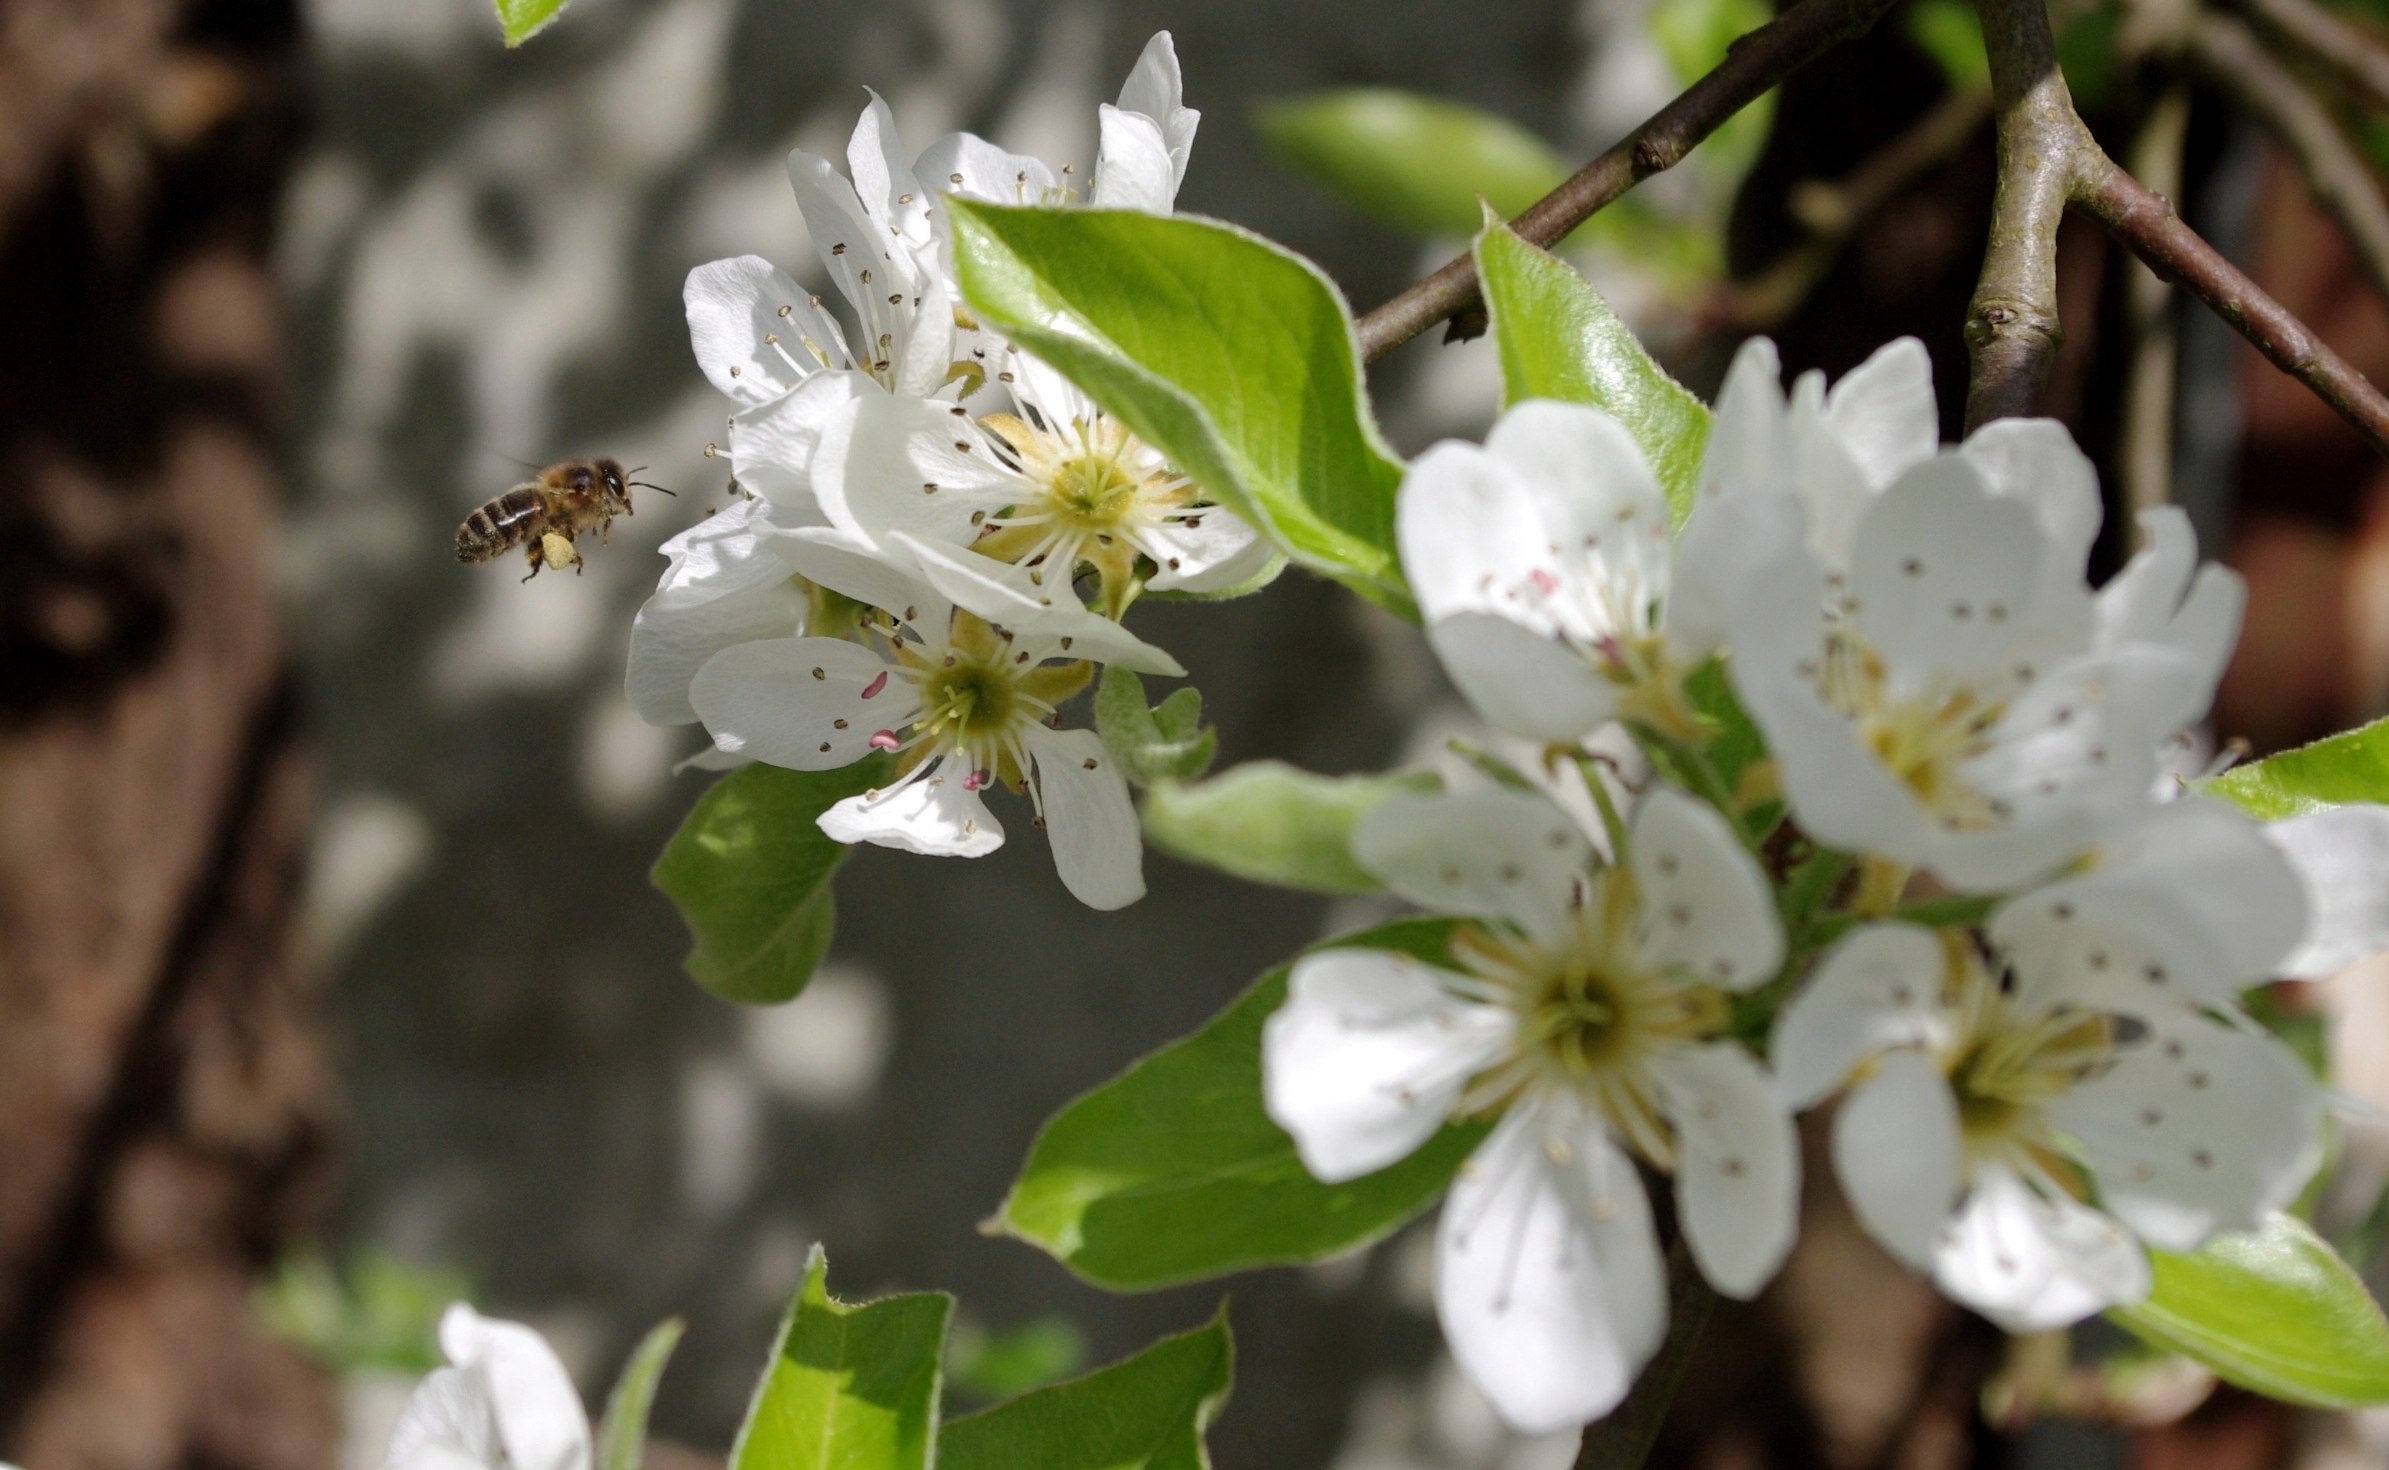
[8,0,2389,1467]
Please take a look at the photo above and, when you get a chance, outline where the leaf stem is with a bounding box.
[1572,1238,1716,1470]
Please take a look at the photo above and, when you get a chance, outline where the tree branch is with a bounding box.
[1965,0,2087,429]
[1352,0,1905,363]
[2180,11,2389,313]
[2118,87,2189,524]
[1572,1239,1717,1470]
[2240,0,2389,116]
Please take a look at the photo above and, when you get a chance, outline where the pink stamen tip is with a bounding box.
[962,769,989,791]
[868,730,901,751]
[1528,567,1560,596]
[860,670,889,699]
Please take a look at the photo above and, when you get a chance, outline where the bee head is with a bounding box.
[594,457,633,514]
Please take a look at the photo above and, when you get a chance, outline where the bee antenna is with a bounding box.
[627,465,650,476]
[630,481,678,497]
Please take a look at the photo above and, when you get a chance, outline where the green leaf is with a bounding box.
[1098,667,1219,787]
[494,0,571,46]
[947,201,1413,615]
[1904,0,1991,90]
[1255,90,1570,240]
[729,1247,953,1470]
[2108,1213,2389,1408]
[989,919,1488,1289]
[945,1316,1088,1404]
[650,757,890,1005]
[597,1318,685,1470]
[2208,717,2389,821]
[1141,761,1439,894]
[1476,221,1712,522]
[939,1310,1234,1470]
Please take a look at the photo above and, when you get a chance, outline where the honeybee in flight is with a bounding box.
[454,457,673,580]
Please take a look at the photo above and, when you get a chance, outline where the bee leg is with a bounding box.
[521,542,543,583]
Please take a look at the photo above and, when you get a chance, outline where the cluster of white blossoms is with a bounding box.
[626,33,1269,910]
[1264,339,2389,1434]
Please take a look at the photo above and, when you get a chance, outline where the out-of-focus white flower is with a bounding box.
[1263,784,1794,1433]
[1395,398,1793,745]
[1774,797,2321,1330]
[1708,337,2243,891]
[2266,802,2389,977]
[689,530,1179,909]
[385,1305,589,1470]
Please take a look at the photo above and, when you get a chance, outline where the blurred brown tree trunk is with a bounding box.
[0,1,338,1467]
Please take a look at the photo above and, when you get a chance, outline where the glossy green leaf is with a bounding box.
[2109,1213,2389,1408]
[494,0,571,46]
[948,201,1413,615]
[597,1318,685,1470]
[989,920,1488,1289]
[1255,89,1570,239]
[1141,761,1438,894]
[940,1310,1232,1470]
[729,1247,952,1470]
[2208,717,2389,820]
[1476,221,1712,522]
[650,757,890,1005]
[1097,667,1218,787]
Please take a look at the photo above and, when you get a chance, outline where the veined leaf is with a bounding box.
[1142,761,1438,894]
[494,0,571,46]
[939,1310,1233,1470]
[651,757,891,1004]
[948,202,1414,616]
[728,1248,951,1470]
[597,1319,684,1470]
[2209,717,2389,820]
[2109,1213,2389,1408]
[1476,221,1712,521]
[989,919,1486,1289]
[1255,90,1570,239]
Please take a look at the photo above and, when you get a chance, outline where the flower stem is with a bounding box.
[1573,1238,1716,1470]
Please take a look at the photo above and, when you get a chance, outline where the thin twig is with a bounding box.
[2180,11,2389,313]
[2240,0,2389,115]
[1572,1239,1717,1470]
[1964,0,2085,429]
[1704,85,1992,333]
[1351,0,1905,363]
[2118,87,2189,524]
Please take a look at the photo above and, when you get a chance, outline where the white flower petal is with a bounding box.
[1396,441,1564,632]
[814,392,1016,549]
[690,637,921,769]
[2096,508,2243,731]
[1437,1098,1667,1435]
[1696,336,1791,501]
[387,1366,502,1470]
[890,261,956,400]
[1019,724,1144,910]
[1482,400,1672,628]
[1425,613,1618,743]
[819,752,1004,856]
[1933,1166,2149,1332]
[1824,336,1940,489]
[774,527,952,641]
[1773,922,1949,1107]
[1832,1047,1962,1270]
[914,131,1058,206]
[729,370,872,496]
[1141,510,1275,593]
[1669,488,1804,658]
[1629,785,1782,990]
[1957,418,2102,581]
[886,531,1186,675]
[1113,31,1199,189]
[1848,455,2042,689]
[846,90,933,252]
[685,256,850,404]
[628,575,806,726]
[1091,104,1177,212]
[434,1305,590,1470]
[2272,804,2389,977]
[1788,371,1878,570]
[1656,1042,1799,1298]
[2053,1009,2322,1251]
[1354,787,1595,948]
[1263,948,1515,1183]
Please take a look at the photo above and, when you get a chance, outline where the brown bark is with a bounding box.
[0,0,337,1466]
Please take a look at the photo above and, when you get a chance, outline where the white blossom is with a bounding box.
[1263,784,1794,1433]
[1774,797,2322,1329]
[1708,337,2243,890]
[1395,397,1794,745]
[385,1304,589,1470]
[688,528,1180,909]
[2265,802,2389,978]
[625,497,810,728]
